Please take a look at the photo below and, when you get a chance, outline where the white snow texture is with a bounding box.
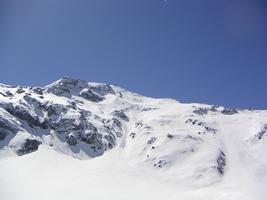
[0,77,266,200]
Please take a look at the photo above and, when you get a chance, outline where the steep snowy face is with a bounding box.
[0,77,267,185]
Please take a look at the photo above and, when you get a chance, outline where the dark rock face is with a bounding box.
[32,87,44,95]
[107,118,123,137]
[51,118,83,134]
[217,150,226,175]
[0,114,19,141]
[66,135,78,146]
[17,139,41,156]
[23,95,42,110]
[0,79,123,157]
[16,87,25,94]
[59,115,120,155]
[0,91,13,97]
[147,137,156,144]
[153,159,168,168]
[104,134,116,149]
[221,108,238,115]
[45,77,115,102]
[257,124,267,139]
[193,108,209,115]
[2,103,49,129]
[6,91,14,97]
[79,89,104,102]
[80,132,102,145]
[204,126,217,133]
[0,117,16,132]
[46,104,67,117]
[0,131,6,140]
[88,84,115,96]
[112,110,129,122]
[185,118,217,134]
[130,132,136,139]
[46,77,88,97]
[193,106,218,115]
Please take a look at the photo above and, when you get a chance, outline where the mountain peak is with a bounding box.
[0,79,267,199]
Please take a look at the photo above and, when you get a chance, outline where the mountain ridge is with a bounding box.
[0,77,266,200]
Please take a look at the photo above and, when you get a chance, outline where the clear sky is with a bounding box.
[0,0,266,109]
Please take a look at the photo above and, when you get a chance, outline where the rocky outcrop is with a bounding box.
[88,84,115,96]
[17,139,41,156]
[217,150,226,175]
[45,77,88,97]
[112,110,129,122]
[16,87,25,94]
[0,110,20,142]
[221,108,238,115]
[45,77,115,102]
[31,87,44,95]
[79,89,104,102]
[193,106,218,115]
[1,103,49,129]
[46,103,67,117]
[185,118,217,134]
[256,124,267,140]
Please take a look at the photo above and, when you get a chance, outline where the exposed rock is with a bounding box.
[210,106,218,112]
[88,84,115,96]
[23,95,42,109]
[104,134,116,149]
[141,107,158,112]
[193,106,218,115]
[51,118,83,134]
[217,150,226,175]
[46,77,88,97]
[79,89,104,102]
[193,108,209,115]
[130,132,136,139]
[221,108,238,115]
[112,110,129,122]
[0,113,20,141]
[104,118,123,138]
[147,137,156,144]
[0,130,7,140]
[185,118,217,134]
[135,121,143,128]
[81,132,102,146]
[256,124,267,140]
[17,139,41,156]
[153,159,168,168]
[2,103,49,129]
[167,134,174,139]
[16,87,25,94]
[0,92,6,97]
[204,126,217,134]
[66,134,78,146]
[5,91,13,97]
[0,117,17,132]
[32,87,44,95]
[46,103,67,117]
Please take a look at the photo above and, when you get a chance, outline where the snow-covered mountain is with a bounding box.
[0,77,266,200]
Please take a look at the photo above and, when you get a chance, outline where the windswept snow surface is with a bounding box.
[0,77,267,200]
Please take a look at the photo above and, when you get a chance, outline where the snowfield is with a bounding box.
[0,77,267,200]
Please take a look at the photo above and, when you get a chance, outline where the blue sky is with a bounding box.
[0,0,266,109]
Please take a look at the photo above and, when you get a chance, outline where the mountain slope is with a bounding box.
[0,77,267,200]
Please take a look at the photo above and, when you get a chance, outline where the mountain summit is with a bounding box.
[0,78,266,200]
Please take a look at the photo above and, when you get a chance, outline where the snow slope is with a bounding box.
[0,77,267,200]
